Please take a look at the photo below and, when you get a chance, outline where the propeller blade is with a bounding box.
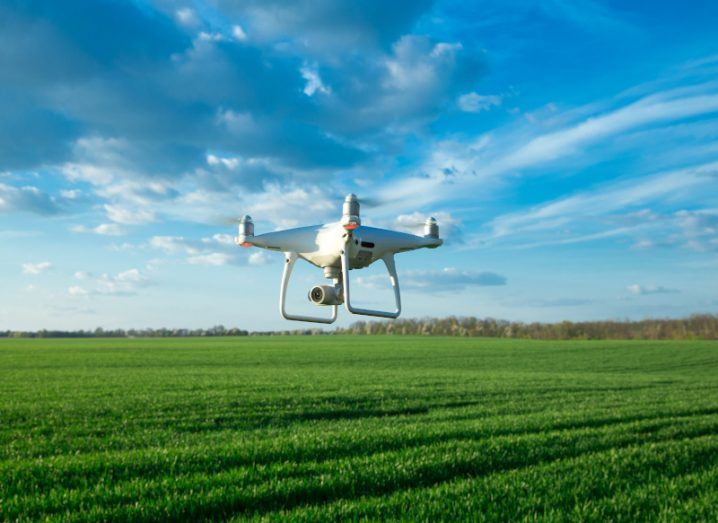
[213,215,243,226]
[329,191,396,209]
[401,219,432,226]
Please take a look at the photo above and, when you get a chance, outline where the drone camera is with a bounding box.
[308,284,344,306]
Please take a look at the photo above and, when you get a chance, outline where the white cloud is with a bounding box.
[187,252,232,266]
[68,285,89,296]
[60,189,82,199]
[232,24,248,41]
[109,242,136,252]
[97,181,177,206]
[69,269,152,297]
[204,233,235,246]
[115,269,141,282]
[71,223,125,236]
[393,211,462,243]
[62,137,134,186]
[62,163,115,185]
[495,90,718,173]
[301,65,330,96]
[0,230,40,239]
[0,184,61,215]
[149,235,200,254]
[97,269,150,295]
[149,232,275,267]
[246,184,336,229]
[206,154,240,169]
[509,226,638,250]
[216,109,253,127]
[149,233,270,267]
[21,261,53,275]
[95,223,125,236]
[674,210,718,251]
[104,204,155,225]
[627,284,680,295]
[430,42,463,57]
[525,298,594,307]
[481,161,718,245]
[248,251,272,266]
[377,82,718,212]
[458,92,502,113]
[175,7,199,27]
[198,31,225,42]
[385,38,460,91]
[358,267,506,293]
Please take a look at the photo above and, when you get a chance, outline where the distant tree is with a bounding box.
[3,314,716,340]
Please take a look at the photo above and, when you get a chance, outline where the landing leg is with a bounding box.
[279,252,338,324]
[341,248,401,319]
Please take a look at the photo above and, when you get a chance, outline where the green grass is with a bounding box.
[1,336,717,522]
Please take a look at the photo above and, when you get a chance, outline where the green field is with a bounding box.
[1,336,718,521]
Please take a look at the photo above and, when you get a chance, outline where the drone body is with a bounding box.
[235,194,442,323]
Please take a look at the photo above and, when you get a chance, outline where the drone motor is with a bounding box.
[237,215,254,247]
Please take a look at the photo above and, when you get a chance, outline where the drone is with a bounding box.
[235,194,442,324]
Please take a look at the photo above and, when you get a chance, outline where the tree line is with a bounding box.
[1,314,717,339]
[335,314,718,340]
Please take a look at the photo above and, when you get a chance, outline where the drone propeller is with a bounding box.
[396,215,439,228]
[214,215,243,227]
[401,218,434,226]
[328,191,397,209]
[356,195,394,209]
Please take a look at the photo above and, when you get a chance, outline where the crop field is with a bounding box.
[1,336,718,521]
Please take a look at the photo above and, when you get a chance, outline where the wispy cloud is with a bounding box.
[627,284,680,296]
[0,184,62,215]
[525,298,594,307]
[22,261,53,275]
[147,233,271,267]
[376,81,718,213]
[248,251,273,266]
[187,253,233,266]
[71,223,125,236]
[392,211,463,244]
[492,89,718,174]
[149,236,200,255]
[104,204,155,225]
[457,92,502,113]
[301,64,330,96]
[358,267,506,293]
[175,7,199,28]
[68,269,152,297]
[474,161,718,248]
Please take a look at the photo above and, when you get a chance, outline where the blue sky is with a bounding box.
[2,0,717,330]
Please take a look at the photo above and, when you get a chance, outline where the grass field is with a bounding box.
[1,336,718,521]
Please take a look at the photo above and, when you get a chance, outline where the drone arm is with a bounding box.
[341,248,401,319]
[279,252,338,324]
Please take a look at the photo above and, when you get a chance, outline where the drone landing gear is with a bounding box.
[280,252,338,324]
[341,248,401,319]
[279,249,402,324]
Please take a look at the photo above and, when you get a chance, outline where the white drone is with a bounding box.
[235,194,442,324]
